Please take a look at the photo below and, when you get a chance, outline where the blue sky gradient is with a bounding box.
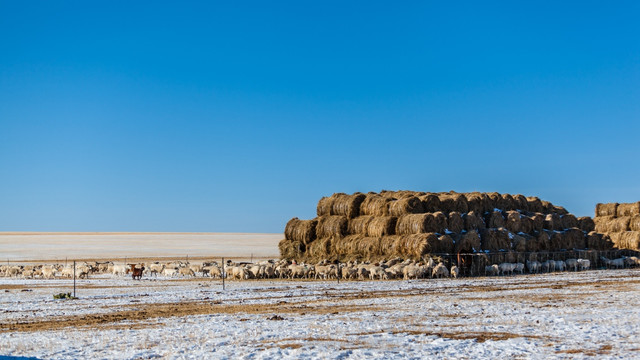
[1,1,639,232]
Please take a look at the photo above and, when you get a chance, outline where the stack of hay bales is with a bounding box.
[593,202,640,251]
[279,191,613,262]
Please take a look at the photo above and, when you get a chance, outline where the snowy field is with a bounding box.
[2,269,640,359]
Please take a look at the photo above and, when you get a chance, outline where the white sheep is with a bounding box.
[498,263,516,276]
[485,264,500,276]
[526,260,541,273]
[450,265,459,279]
[565,258,578,272]
[432,263,449,278]
[577,258,591,271]
[554,260,566,272]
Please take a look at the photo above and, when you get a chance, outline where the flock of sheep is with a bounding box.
[1,255,639,280]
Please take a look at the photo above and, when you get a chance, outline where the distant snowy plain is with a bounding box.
[2,269,640,359]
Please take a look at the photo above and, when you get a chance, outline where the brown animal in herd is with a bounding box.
[129,264,145,280]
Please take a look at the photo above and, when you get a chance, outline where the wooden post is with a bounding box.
[337,255,340,284]
[73,260,76,298]
[222,257,225,291]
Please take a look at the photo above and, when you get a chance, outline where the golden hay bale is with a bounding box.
[617,202,640,217]
[612,231,640,251]
[305,237,333,260]
[455,230,481,253]
[359,194,391,216]
[529,213,545,232]
[316,195,335,217]
[586,231,614,250]
[543,213,562,231]
[430,212,448,233]
[548,231,568,250]
[284,218,318,244]
[463,211,486,231]
[526,196,544,213]
[419,194,441,212]
[316,215,348,238]
[578,216,595,233]
[541,200,554,214]
[367,216,397,237]
[486,210,505,229]
[605,216,630,233]
[505,211,523,234]
[438,193,469,213]
[487,192,502,210]
[447,212,464,233]
[500,193,517,211]
[330,193,366,218]
[348,216,374,235]
[629,215,640,232]
[480,228,510,251]
[464,192,491,214]
[553,205,569,216]
[396,214,429,235]
[513,194,529,212]
[331,235,384,261]
[564,228,586,249]
[524,234,540,252]
[278,239,305,260]
[437,234,455,253]
[593,215,615,233]
[511,234,528,252]
[560,214,579,229]
[537,231,551,251]
[388,196,425,216]
[391,235,430,259]
[596,203,618,217]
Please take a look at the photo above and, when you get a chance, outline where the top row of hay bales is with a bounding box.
[317,191,569,219]
[593,202,640,251]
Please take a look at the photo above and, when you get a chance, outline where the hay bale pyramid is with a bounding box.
[280,191,614,262]
[594,202,640,251]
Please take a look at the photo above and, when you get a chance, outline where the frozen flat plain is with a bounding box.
[0,232,282,261]
[2,269,640,359]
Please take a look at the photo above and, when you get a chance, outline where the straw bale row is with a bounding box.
[596,202,640,218]
[607,232,640,251]
[593,202,640,250]
[284,218,317,244]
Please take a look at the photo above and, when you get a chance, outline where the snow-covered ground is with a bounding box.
[2,269,640,359]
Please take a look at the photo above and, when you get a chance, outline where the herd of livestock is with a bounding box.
[1,255,639,281]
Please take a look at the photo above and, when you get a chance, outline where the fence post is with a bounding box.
[337,255,340,285]
[73,260,76,298]
[222,257,225,291]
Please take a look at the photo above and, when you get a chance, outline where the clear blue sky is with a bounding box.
[1,1,638,233]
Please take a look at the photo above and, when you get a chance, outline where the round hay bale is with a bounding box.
[396,214,429,235]
[447,212,464,233]
[330,193,366,219]
[513,194,529,212]
[278,239,305,260]
[419,194,441,212]
[560,214,579,229]
[529,213,545,232]
[586,231,613,250]
[537,231,551,251]
[284,218,318,244]
[367,216,397,237]
[437,234,455,253]
[465,192,491,214]
[480,228,510,251]
[359,194,391,216]
[526,197,544,213]
[486,210,505,229]
[541,200,554,214]
[577,216,595,233]
[543,213,562,231]
[333,235,383,261]
[463,211,486,231]
[306,237,333,261]
[616,231,640,251]
[429,212,448,233]
[316,215,348,238]
[629,215,640,232]
[348,216,374,235]
[388,196,425,216]
[392,235,429,259]
[455,230,481,253]
[487,192,502,210]
[505,211,523,234]
[317,195,336,217]
[606,216,631,233]
[553,206,569,216]
[596,203,618,217]
[438,193,469,213]
[617,202,640,217]
[524,234,540,252]
[500,194,517,211]
[549,231,568,250]
[593,215,615,233]
[564,228,586,249]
